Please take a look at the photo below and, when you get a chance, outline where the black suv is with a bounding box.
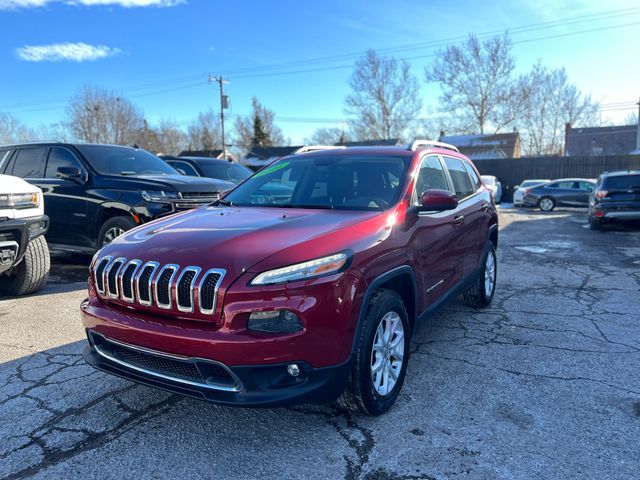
[0,143,236,252]
[589,170,640,230]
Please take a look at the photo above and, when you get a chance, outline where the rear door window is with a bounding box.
[167,160,199,177]
[463,162,482,190]
[11,148,46,178]
[443,156,475,199]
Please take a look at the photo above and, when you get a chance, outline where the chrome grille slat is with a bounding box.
[136,261,160,306]
[93,257,225,317]
[106,257,126,298]
[198,269,225,315]
[176,267,201,313]
[120,260,141,303]
[154,264,179,310]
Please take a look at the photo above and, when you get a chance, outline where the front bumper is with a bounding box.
[83,329,350,407]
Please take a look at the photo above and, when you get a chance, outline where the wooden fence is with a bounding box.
[473,154,640,202]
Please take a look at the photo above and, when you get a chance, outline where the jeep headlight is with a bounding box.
[251,252,349,286]
[141,190,180,203]
[0,192,40,209]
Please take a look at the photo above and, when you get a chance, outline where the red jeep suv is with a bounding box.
[81,141,498,415]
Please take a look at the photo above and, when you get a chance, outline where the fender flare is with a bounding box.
[350,265,418,354]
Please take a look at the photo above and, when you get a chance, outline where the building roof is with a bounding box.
[439,132,521,159]
[565,125,638,156]
[245,146,304,160]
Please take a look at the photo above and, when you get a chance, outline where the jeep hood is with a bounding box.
[102,206,385,277]
[98,174,236,193]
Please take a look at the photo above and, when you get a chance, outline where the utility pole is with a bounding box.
[636,97,640,152]
[209,75,230,160]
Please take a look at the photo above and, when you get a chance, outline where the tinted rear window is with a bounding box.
[603,175,640,190]
[12,148,46,178]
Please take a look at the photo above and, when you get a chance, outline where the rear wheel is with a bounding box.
[538,197,555,212]
[98,216,137,247]
[337,289,410,416]
[589,216,602,230]
[463,242,497,308]
[0,236,50,296]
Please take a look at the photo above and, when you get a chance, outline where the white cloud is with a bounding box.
[0,0,184,9]
[16,42,121,62]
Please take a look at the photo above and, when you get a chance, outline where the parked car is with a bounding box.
[0,174,50,295]
[513,179,550,206]
[588,170,640,230]
[160,156,252,185]
[82,140,499,415]
[522,178,595,211]
[481,175,502,203]
[0,143,235,252]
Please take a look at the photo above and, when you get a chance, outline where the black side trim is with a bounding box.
[351,265,418,353]
[417,267,480,324]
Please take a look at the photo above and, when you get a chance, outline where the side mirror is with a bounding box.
[56,167,83,181]
[420,189,458,212]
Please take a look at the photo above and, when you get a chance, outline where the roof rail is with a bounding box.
[407,139,459,153]
[297,145,347,154]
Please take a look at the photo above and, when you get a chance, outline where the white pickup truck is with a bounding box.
[0,174,50,295]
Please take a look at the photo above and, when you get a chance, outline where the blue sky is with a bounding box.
[0,0,638,143]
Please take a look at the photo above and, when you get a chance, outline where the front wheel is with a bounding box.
[462,242,497,308]
[538,197,556,212]
[98,216,137,247]
[0,236,50,296]
[337,289,410,415]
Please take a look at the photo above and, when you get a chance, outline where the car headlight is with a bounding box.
[0,192,40,209]
[141,190,180,203]
[251,252,349,286]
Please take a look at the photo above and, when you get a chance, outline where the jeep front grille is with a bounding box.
[94,257,225,316]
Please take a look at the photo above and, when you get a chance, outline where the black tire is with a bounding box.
[0,236,50,296]
[337,289,411,416]
[589,216,602,231]
[462,242,497,308]
[538,197,556,212]
[98,216,137,247]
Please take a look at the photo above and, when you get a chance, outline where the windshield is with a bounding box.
[200,163,252,183]
[223,155,409,211]
[603,175,640,190]
[481,176,496,185]
[76,145,179,176]
[521,180,548,188]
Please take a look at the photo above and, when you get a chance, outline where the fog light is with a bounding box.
[247,310,303,333]
[287,364,301,377]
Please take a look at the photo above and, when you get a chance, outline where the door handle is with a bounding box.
[453,215,465,225]
[481,203,489,212]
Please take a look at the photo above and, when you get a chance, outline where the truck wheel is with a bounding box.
[98,216,137,247]
[0,236,50,296]
[337,289,410,416]
[462,242,497,308]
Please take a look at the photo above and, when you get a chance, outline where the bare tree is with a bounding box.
[519,62,601,156]
[155,118,187,155]
[233,97,284,153]
[625,111,638,126]
[425,33,522,134]
[66,84,144,144]
[307,127,349,145]
[186,110,222,150]
[0,112,34,144]
[345,49,421,141]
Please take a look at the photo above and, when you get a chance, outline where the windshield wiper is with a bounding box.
[216,198,235,207]
[289,204,334,210]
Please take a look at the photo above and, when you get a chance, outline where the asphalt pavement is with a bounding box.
[1,207,639,479]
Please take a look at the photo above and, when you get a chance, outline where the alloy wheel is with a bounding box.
[540,198,554,211]
[102,227,125,245]
[370,311,405,396]
[484,249,496,298]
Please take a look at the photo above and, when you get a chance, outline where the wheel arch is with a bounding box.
[351,266,418,354]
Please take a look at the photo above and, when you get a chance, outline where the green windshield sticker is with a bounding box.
[253,161,290,178]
